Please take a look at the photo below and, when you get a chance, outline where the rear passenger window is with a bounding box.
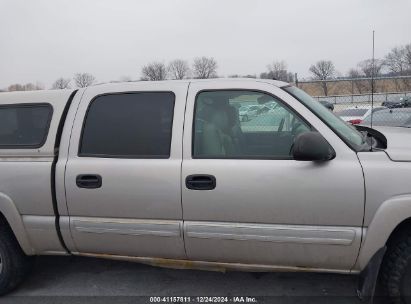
[80,92,175,158]
[0,104,52,148]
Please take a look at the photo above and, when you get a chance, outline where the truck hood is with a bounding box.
[373,126,411,161]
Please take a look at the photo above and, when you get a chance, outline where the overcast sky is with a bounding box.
[1,0,411,89]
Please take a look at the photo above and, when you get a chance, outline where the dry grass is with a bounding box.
[299,78,411,96]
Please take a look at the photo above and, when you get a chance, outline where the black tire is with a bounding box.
[381,229,411,303]
[0,216,33,295]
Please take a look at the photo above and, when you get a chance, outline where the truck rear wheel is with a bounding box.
[381,230,411,303]
[0,217,33,295]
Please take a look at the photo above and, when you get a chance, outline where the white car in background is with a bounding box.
[336,105,386,125]
[239,105,260,121]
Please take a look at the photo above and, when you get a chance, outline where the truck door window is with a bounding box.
[79,92,175,158]
[193,90,310,159]
[0,104,52,148]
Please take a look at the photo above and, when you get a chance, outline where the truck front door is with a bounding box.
[181,80,365,271]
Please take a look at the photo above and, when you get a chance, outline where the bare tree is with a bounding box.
[358,59,384,92]
[51,78,71,89]
[168,59,190,80]
[358,59,384,78]
[7,84,25,91]
[403,44,411,89]
[229,74,256,78]
[385,47,407,74]
[8,83,43,91]
[141,62,167,81]
[309,60,336,96]
[348,69,367,94]
[260,60,294,82]
[384,47,407,90]
[193,57,218,79]
[74,73,95,88]
[405,43,411,69]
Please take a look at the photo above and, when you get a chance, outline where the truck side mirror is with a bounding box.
[292,131,336,161]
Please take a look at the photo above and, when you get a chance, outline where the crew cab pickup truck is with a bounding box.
[0,79,411,302]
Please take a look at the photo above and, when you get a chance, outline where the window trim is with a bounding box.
[78,91,176,159]
[191,89,314,160]
[0,103,53,149]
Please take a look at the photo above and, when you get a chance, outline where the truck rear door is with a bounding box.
[62,82,187,259]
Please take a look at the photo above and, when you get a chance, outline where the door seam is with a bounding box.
[180,81,191,258]
[351,153,367,271]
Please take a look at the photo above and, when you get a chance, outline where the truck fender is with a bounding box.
[356,194,411,270]
[0,192,34,255]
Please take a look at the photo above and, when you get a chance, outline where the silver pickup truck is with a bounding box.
[0,79,410,301]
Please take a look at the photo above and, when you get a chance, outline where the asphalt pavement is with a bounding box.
[2,255,366,304]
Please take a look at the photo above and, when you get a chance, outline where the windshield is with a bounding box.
[283,86,366,149]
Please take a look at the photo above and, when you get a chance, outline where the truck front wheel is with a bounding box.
[0,217,33,295]
[381,229,411,303]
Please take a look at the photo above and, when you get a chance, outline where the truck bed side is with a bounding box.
[0,89,77,255]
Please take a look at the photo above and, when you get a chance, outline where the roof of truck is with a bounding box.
[0,79,290,102]
[0,78,291,105]
[0,88,75,104]
[93,77,290,88]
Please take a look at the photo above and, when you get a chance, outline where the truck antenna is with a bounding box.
[370,30,375,129]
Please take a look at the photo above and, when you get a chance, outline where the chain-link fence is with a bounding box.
[310,91,411,127]
[295,75,411,128]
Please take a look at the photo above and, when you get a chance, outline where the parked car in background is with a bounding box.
[361,108,411,127]
[382,96,411,109]
[257,104,270,115]
[239,105,259,121]
[319,100,334,111]
[265,101,279,111]
[336,106,386,125]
